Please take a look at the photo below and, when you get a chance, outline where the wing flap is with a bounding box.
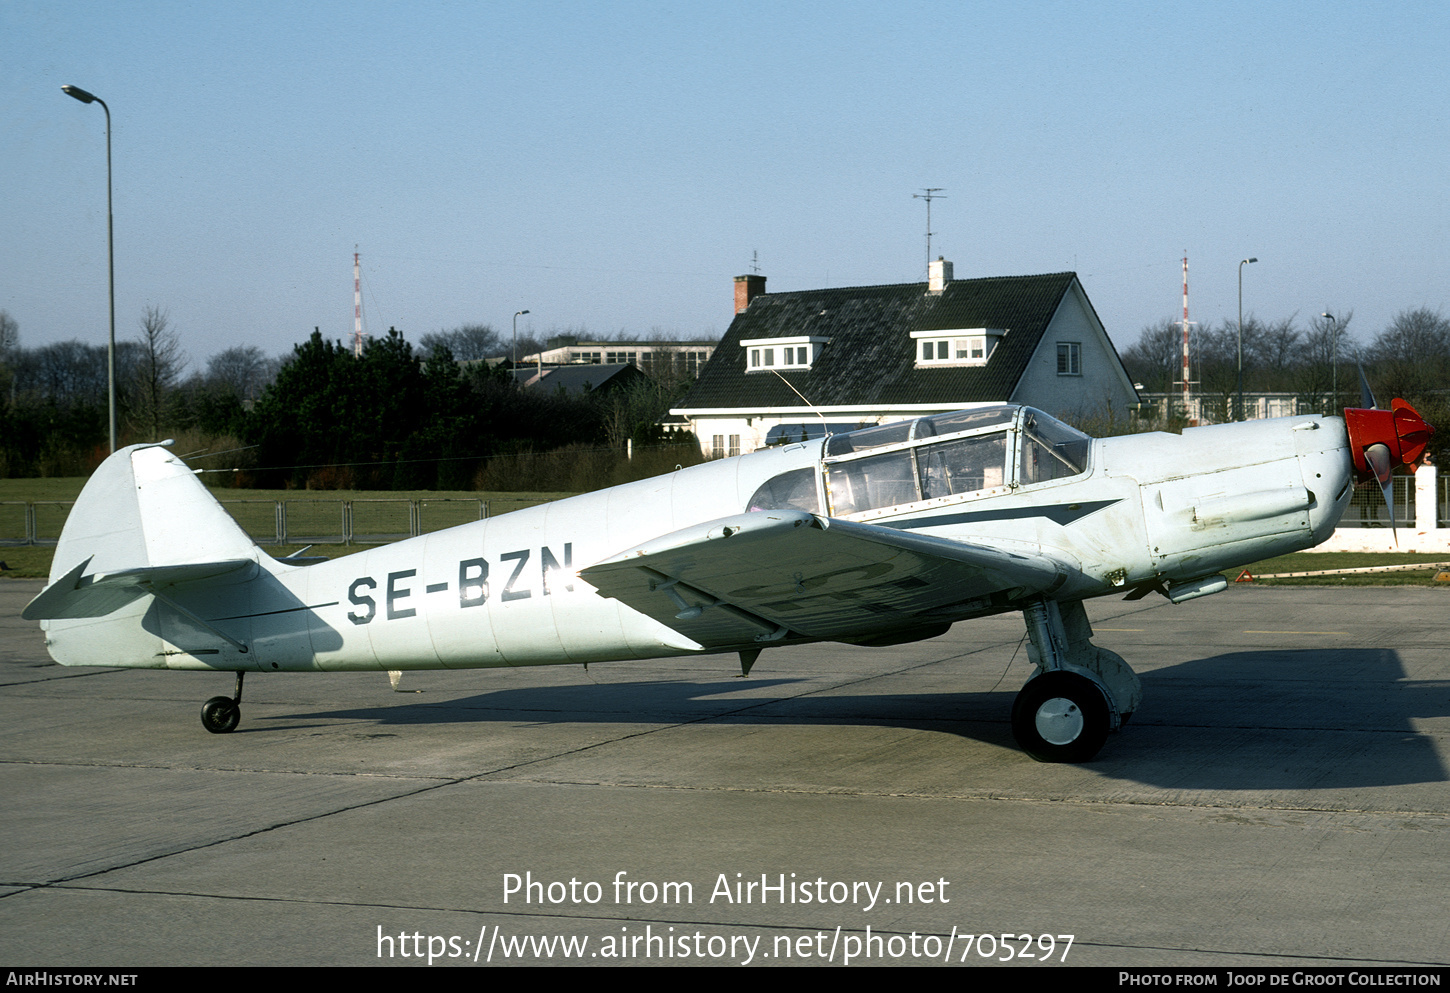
[581,510,1066,645]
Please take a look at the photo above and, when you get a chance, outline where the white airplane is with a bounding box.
[23,395,1432,762]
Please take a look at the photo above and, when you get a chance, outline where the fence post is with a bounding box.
[276,501,286,545]
[26,503,37,546]
[1415,463,1437,532]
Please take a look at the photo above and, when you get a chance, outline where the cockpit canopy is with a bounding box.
[747,405,1092,518]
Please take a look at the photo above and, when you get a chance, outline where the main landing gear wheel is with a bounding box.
[200,696,240,734]
[1011,671,1110,763]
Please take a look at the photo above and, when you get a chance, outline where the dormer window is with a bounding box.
[911,328,1005,368]
[744,336,829,373]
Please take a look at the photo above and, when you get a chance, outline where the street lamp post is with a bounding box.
[62,84,117,453]
[1323,312,1336,416]
[512,310,530,371]
[1237,257,1257,421]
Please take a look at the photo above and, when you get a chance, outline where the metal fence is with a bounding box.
[0,497,552,547]
[1338,476,1415,528]
[7,480,1429,543]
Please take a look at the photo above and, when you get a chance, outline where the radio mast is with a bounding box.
[1173,252,1198,424]
[352,249,366,358]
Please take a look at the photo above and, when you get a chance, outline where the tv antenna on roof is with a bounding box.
[913,188,947,277]
[750,249,760,275]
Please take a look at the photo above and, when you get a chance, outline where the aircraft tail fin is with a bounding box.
[24,443,258,621]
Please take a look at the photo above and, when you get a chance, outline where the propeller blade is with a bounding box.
[1357,364,1378,410]
[1363,442,1397,546]
[1364,442,1393,487]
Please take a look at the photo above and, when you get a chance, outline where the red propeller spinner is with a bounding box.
[1343,399,1434,486]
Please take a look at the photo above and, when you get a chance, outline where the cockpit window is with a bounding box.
[1019,408,1091,484]
[823,405,1018,457]
[824,419,913,457]
[825,450,917,516]
[824,412,1013,516]
[813,405,1082,516]
[924,405,1018,437]
[917,433,1008,499]
[747,467,821,514]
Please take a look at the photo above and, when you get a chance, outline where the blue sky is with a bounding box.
[4,1,1448,369]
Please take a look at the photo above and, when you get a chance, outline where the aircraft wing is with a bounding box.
[580,510,1069,647]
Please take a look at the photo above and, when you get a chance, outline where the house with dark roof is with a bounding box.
[512,362,645,395]
[670,260,1138,456]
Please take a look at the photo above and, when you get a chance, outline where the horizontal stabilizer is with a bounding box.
[23,556,253,620]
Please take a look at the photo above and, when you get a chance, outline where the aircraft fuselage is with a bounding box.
[41,408,1355,676]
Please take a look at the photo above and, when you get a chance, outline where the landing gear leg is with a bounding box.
[201,671,244,734]
[1011,599,1141,762]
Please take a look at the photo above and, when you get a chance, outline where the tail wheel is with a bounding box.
[1011,671,1110,763]
[201,696,240,734]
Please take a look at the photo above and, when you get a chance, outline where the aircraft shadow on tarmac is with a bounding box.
[272,646,1446,791]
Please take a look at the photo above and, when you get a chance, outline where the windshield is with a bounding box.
[747,467,822,513]
[823,409,1016,516]
[1018,408,1091,484]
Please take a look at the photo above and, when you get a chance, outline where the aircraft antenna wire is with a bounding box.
[768,368,829,435]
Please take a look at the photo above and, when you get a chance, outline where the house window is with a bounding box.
[728,435,741,457]
[744,336,829,372]
[711,435,725,458]
[605,351,638,366]
[1057,342,1081,376]
[911,329,1004,368]
[920,336,989,364]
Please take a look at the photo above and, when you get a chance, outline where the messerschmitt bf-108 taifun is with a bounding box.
[24,387,1431,761]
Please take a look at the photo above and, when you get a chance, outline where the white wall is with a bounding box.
[1312,464,1449,552]
[1009,281,1137,420]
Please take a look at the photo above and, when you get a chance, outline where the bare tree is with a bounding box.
[1242,315,1301,388]
[1298,311,1356,413]
[1119,318,1183,393]
[13,341,108,405]
[205,345,271,400]
[133,305,185,440]
[0,310,17,407]
[1365,307,1450,398]
[0,310,17,355]
[418,324,503,362]
[1370,307,1450,363]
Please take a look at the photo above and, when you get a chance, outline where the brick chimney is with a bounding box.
[734,274,766,314]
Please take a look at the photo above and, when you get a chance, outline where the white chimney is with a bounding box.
[928,256,953,293]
